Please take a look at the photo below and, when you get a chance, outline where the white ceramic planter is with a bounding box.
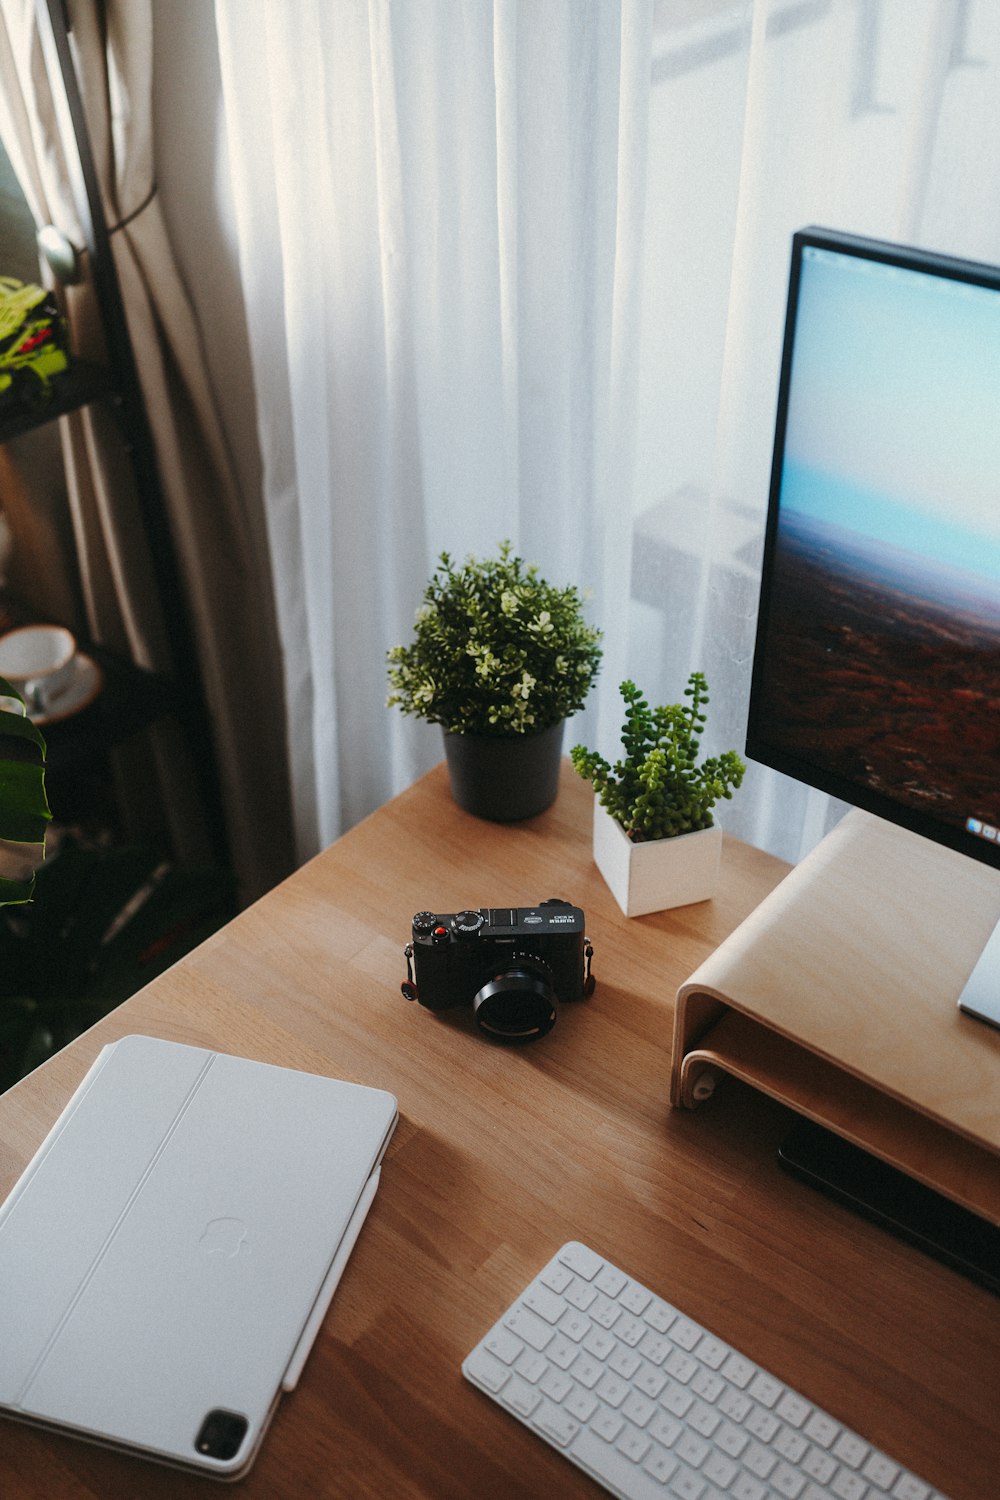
[591,799,722,917]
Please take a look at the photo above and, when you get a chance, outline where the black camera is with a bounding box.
[402,900,594,1043]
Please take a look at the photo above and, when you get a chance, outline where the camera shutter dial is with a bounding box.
[454,910,485,938]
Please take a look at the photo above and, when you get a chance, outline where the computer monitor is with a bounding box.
[747,226,1000,1023]
[745,226,1000,1288]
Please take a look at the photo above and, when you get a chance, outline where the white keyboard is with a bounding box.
[462,1241,950,1500]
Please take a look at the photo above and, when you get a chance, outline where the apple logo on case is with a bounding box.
[199,1217,250,1258]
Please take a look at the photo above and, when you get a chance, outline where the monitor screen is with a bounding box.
[747,227,1000,874]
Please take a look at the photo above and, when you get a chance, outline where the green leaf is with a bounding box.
[0,872,36,904]
[0,759,51,841]
[0,681,50,901]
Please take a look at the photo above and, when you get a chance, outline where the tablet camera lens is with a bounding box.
[195,1409,249,1461]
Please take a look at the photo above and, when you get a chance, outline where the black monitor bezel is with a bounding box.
[746,225,1000,874]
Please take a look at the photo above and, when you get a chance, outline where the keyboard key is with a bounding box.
[643,1444,679,1484]
[674,1428,709,1468]
[620,1283,651,1316]
[661,1380,695,1418]
[558,1242,603,1280]
[504,1305,554,1352]
[863,1452,900,1488]
[892,1479,930,1500]
[571,1426,671,1500]
[501,1374,540,1418]
[463,1347,510,1392]
[591,1293,621,1329]
[638,1329,671,1365]
[686,1400,720,1439]
[746,1405,780,1442]
[595,1370,630,1407]
[609,1345,642,1381]
[584,1326,617,1361]
[748,1370,783,1407]
[566,1278,598,1312]
[772,1459,808,1498]
[644,1298,676,1334]
[731,1476,769,1500]
[715,1418,750,1459]
[777,1390,812,1427]
[540,1261,573,1295]
[514,1348,547,1383]
[719,1386,753,1423]
[616,1312,647,1347]
[667,1463,706,1499]
[803,1446,837,1483]
[539,1365,572,1403]
[804,1410,839,1447]
[664,1348,698,1383]
[557,1307,591,1343]
[595,1264,628,1298]
[572,1351,604,1389]
[483,1326,522,1364]
[721,1351,756,1387]
[774,1426,809,1464]
[462,1244,953,1500]
[622,1389,656,1428]
[617,1423,651,1463]
[634,1362,666,1399]
[833,1430,870,1468]
[545,1332,577,1370]
[744,1438,779,1479]
[669,1317,704,1351]
[703,1447,738,1488]
[690,1366,725,1403]
[832,1469,867,1500]
[523,1283,566,1323]
[535,1400,578,1448]
[695,1334,728,1369]
[591,1405,625,1443]
[565,1385,599,1424]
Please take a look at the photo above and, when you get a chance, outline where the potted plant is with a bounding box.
[571,674,745,916]
[387,543,602,820]
[0,675,49,904]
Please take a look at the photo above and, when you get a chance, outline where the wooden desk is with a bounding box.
[0,764,996,1499]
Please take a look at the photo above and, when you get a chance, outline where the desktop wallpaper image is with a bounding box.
[755,248,1000,836]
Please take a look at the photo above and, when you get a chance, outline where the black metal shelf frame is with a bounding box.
[0,0,229,861]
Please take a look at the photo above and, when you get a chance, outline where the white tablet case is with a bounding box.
[0,1034,398,1479]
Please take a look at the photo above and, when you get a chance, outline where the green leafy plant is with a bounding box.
[0,674,50,904]
[387,542,602,735]
[571,674,745,841]
[0,838,236,1091]
[0,677,235,1091]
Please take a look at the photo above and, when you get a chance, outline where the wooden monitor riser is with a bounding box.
[672,808,1000,1225]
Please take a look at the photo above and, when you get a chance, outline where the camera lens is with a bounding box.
[472,963,557,1042]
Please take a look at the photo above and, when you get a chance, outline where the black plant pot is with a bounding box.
[442,720,565,822]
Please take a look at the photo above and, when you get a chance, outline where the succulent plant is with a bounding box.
[571,674,745,841]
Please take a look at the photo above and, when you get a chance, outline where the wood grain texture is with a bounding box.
[0,764,997,1499]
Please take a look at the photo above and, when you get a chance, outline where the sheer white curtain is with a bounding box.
[214,0,1000,867]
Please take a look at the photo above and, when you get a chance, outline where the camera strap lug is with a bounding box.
[401,943,418,1001]
[584,939,595,996]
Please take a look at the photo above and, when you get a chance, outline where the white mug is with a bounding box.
[0,624,77,714]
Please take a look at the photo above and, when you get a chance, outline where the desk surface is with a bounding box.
[0,763,996,1499]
